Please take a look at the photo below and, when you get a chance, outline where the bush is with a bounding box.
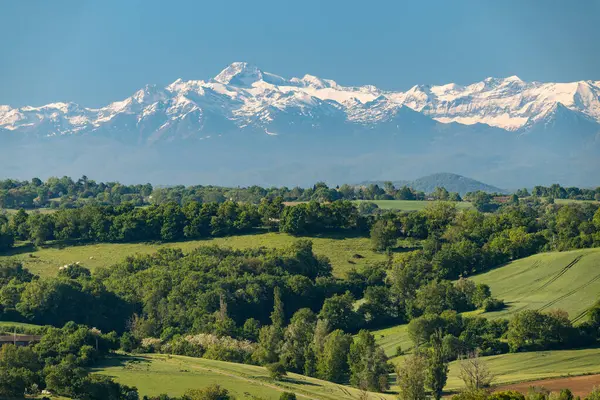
[184,384,232,400]
[280,392,297,400]
[483,298,505,312]
[266,362,287,380]
[395,345,404,356]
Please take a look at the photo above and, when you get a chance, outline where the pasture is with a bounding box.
[95,353,396,400]
[375,248,600,360]
[353,200,473,211]
[1,232,390,278]
[446,348,600,391]
[471,248,600,323]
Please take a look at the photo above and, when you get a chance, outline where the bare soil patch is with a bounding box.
[495,374,600,397]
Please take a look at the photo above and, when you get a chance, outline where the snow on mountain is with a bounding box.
[1,62,600,139]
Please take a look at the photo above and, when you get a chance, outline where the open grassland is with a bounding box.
[353,200,473,211]
[95,354,396,400]
[1,232,388,278]
[471,248,600,323]
[375,248,600,359]
[371,324,413,358]
[1,208,56,215]
[554,199,600,205]
[445,348,600,391]
[0,320,40,329]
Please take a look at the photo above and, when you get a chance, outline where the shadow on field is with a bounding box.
[92,354,151,371]
[280,377,320,387]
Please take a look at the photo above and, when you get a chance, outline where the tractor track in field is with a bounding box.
[538,270,600,313]
[534,255,583,293]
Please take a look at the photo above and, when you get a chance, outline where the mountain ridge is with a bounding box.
[2,62,600,138]
[360,173,505,196]
[0,62,599,188]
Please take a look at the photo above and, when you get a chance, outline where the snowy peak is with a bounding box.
[1,62,599,138]
[213,62,265,86]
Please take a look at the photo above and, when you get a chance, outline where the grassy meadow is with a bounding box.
[95,354,396,400]
[353,200,473,211]
[445,348,600,390]
[374,247,600,361]
[471,247,600,323]
[1,232,391,278]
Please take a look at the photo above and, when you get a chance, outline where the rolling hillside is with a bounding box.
[1,232,388,278]
[95,354,396,400]
[471,248,600,323]
[374,248,600,359]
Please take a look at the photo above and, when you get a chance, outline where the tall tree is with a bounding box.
[396,353,428,400]
[426,330,449,400]
[348,330,389,392]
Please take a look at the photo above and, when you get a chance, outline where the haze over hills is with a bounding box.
[1,62,599,188]
[361,173,506,195]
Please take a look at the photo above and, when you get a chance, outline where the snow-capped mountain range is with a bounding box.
[0,62,599,188]
[2,62,600,139]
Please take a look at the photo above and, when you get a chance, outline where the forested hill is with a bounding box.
[362,173,505,196]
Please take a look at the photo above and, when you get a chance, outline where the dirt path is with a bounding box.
[495,374,600,397]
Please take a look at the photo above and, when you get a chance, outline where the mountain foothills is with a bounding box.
[1,174,600,399]
[1,62,599,187]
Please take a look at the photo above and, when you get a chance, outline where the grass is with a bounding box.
[0,321,40,329]
[95,353,396,400]
[353,200,473,211]
[1,208,56,215]
[371,324,413,358]
[375,247,600,361]
[445,348,600,390]
[1,232,389,278]
[471,248,600,323]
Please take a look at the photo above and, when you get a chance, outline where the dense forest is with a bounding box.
[1,177,600,399]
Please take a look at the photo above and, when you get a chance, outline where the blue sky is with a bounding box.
[1,0,599,107]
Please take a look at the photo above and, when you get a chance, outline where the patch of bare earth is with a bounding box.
[495,374,600,397]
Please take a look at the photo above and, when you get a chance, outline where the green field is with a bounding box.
[445,348,600,390]
[353,200,473,211]
[371,324,413,358]
[1,232,388,278]
[95,354,396,400]
[471,248,600,323]
[375,248,600,360]
[1,208,56,215]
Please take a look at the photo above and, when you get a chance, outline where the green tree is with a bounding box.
[184,384,233,400]
[316,330,352,383]
[396,353,428,400]
[370,218,398,251]
[426,330,449,400]
[319,292,359,331]
[348,330,389,392]
[280,309,316,373]
[266,362,287,380]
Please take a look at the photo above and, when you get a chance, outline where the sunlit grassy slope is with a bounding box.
[1,232,390,278]
[95,354,396,400]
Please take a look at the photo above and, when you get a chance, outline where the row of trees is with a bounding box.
[1,199,370,248]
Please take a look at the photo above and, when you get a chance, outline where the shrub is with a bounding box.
[280,392,297,400]
[483,298,505,312]
[267,362,287,380]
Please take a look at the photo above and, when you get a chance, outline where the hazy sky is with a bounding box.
[1,0,599,107]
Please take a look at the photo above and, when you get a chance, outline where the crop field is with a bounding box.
[353,200,473,211]
[95,354,396,400]
[375,248,600,362]
[445,348,600,391]
[1,232,389,278]
[371,324,413,358]
[471,248,600,323]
